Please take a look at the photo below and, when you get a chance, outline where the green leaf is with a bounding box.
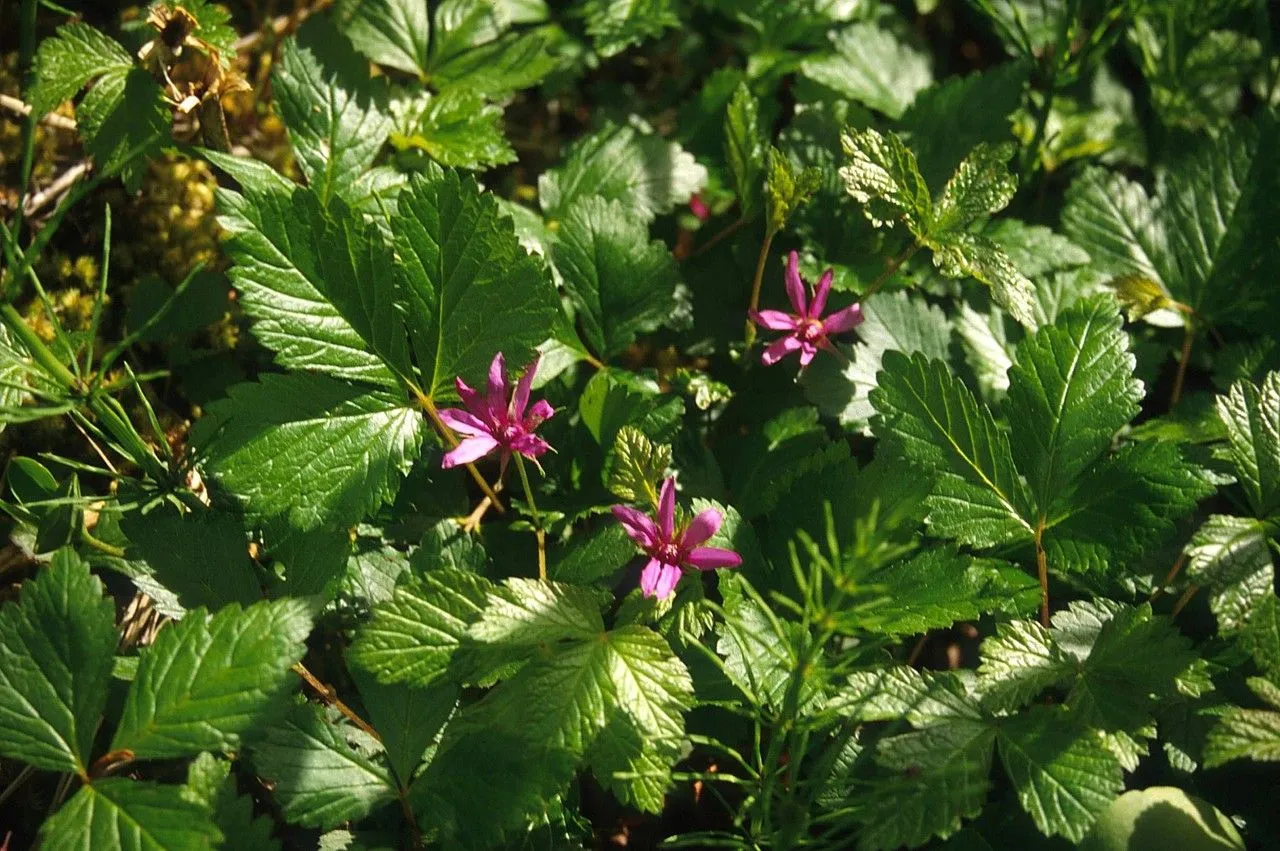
[339,0,432,76]
[552,196,681,360]
[347,568,492,687]
[429,29,560,97]
[716,577,815,711]
[1082,786,1246,851]
[389,89,516,170]
[724,82,766,218]
[1217,371,1280,518]
[111,599,312,759]
[0,549,115,774]
[997,706,1124,843]
[929,231,1038,328]
[75,67,170,192]
[862,549,1040,636]
[1061,167,1165,287]
[28,22,131,117]
[213,167,399,386]
[539,121,707,222]
[800,23,932,119]
[352,670,457,783]
[839,666,983,727]
[764,146,822,233]
[1006,296,1142,511]
[121,506,261,610]
[932,142,1018,234]
[183,753,280,851]
[802,291,952,431]
[1205,676,1280,767]
[40,779,221,851]
[901,63,1029,188]
[579,368,684,451]
[274,18,393,204]
[1186,514,1275,634]
[393,166,560,399]
[549,524,637,585]
[582,0,679,57]
[250,698,397,829]
[468,578,607,646]
[195,374,421,532]
[978,620,1073,712]
[871,351,1034,548]
[839,127,932,232]
[606,426,671,506]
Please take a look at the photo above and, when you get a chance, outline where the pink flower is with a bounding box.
[612,477,742,600]
[439,353,555,471]
[689,193,711,221]
[750,251,864,367]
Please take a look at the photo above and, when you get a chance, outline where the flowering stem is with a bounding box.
[745,227,778,344]
[407,384,505,513]
[514,454,547,581]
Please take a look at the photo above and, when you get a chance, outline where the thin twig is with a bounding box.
[293,663,381,742]
[1148,553,1187,602]
[232,0,334,52]
[0,93,77,131]
[859,245,918,304]
[1170,584,1199,618]
[690,216,747,259]
[1171,320,1195,407]
[906,633,929,667]
[1035,519,1050,626]
[23,160,93,218]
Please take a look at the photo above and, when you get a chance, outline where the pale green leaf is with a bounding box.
[1205,677,1280,767]
[0,549,115,774]
[930,231,1038,328]
[111,599,312,759]
[838,667,983,727]
[393,166,560,399]
[339,0,432,75]
[800,23,932,119]
[839,127,931,231]
[765,145,822,233]
[932,142,1018,233]
[606,426,671,505]
[552,195,681,360]
[194,373,423,532]
[28,22,131,117]
[1187,514,1275,634]
[389,89,516,170]
[978,620,1073,712]
[468,578,607,646]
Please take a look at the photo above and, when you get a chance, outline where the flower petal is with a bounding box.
[612,504,659,549]
[638,558,667,598]
[798,343,818,367]
[652,563,682,600]
[657,476,676,539]
[513,434,553,458]
[455,377,489,420]
[525,399,555,428]
[441,434,499,468]
[685,547,742,570]
[761,334,801,365]
[511,355,539,420]
[784,250,807,315]
[438,408,492,438]
[822,303,864,335]
[486,352,508,420]
[750,309,799,331]
[681,508,723,548]
[809,269,834,318]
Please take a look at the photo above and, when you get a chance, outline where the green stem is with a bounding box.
[744,227,777,345]
[859,244,918,304]
[514,454,546,581]
[13,0,39,237]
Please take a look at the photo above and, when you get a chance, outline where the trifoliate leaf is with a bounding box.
[120,505,261,610]
[339,0,432,76]
[802,290,952,431]
[606,426,671,506]
[862,549,1040,635]
[468,579,607,646]
[111,599,312,759]
[978,620,1073,712]
[1217,371,1280,518]
[1006,295,1141,510]
[871,351,1034,548]
[1186,514,1275,634]
[249,698,397,829]
[1205,676,1280,767]
[800,23,932,119]
[274,18,393,204]
[582,0,679,57]
[194,373,423,532]
[997,706,1124,843]
[552,196,682,360]
[724,82,766,217]
[28,22,131,118]
[389,89,515,170]
[0,549,115,775]
[40,779,221,851]
[839,127,932,232]
[539,121,708,222]
[393,166,560,399]
[347,568,492,687]
[214,165,398,386]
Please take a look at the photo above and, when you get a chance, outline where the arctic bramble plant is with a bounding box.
[0,1,1278,850]
[613,476,742,599]
[751,250,865,366]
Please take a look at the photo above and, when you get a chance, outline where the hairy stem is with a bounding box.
[515,454,547,581]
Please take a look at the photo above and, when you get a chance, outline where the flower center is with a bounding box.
[499,422,524,443]
[655,541,682,565]
[798,318,825,342]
